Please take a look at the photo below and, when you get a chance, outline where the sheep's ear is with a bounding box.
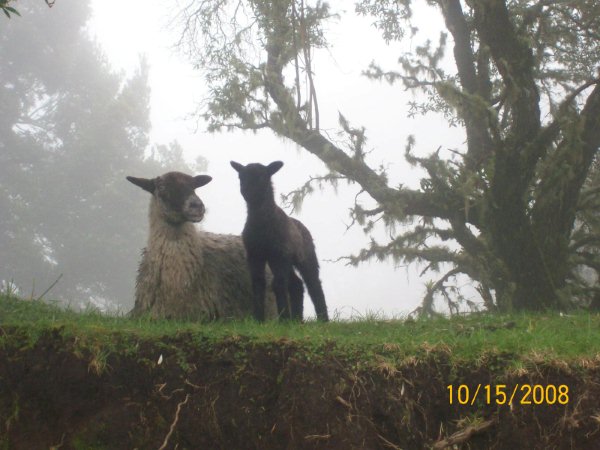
[127,176,155,194]
[230,161,244,173]
[267,161,284,176]
[193,175,212,188]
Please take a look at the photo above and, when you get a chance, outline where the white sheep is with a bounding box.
[127,171,276,321]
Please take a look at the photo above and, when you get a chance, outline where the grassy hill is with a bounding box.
[1,293,599,449]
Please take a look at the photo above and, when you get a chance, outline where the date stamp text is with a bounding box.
[447,384,569,406]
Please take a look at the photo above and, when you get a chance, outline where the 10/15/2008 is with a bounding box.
[447,384,569,406]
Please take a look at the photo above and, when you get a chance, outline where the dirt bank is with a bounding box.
[1,326,598,449]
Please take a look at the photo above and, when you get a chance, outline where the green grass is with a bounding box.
[1,293,600,364]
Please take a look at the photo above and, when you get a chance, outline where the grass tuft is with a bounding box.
[2,293,600,366]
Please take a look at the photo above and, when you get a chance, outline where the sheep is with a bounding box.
[230,160,329,322]
[126,171,276,321]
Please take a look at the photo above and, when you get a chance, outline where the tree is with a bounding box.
[0,0,203,309]
[1,1,19,18]
[1,0,54,18]
[175,0,600,313]
[576,156,600,308]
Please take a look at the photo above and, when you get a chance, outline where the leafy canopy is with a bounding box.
[175,0,600,313]
[1,0,204,309]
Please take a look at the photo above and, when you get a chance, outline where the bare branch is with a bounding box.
[433,417,496,449]
[420,267,462,317]
[263,24,456,223]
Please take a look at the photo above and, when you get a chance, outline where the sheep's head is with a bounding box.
[127,172,212,224]
[230,161,283,205]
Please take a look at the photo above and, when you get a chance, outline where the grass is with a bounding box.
[3,294,600,450]
[1,293,600,364]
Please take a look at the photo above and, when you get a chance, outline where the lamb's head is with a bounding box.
[127,172,212,224]
[230,161,283,205]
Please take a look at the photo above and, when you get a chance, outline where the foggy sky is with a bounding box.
[88,0,467,318]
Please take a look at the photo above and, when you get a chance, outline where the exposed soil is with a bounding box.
[1,326,599,449]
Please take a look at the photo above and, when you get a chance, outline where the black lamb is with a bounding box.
[230,160,329,322]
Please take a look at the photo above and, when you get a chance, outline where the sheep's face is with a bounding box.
[127,172,212,224]
[230,161,283,205]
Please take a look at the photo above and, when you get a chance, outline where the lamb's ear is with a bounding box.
[267,161,284,175]
[230,161,244,173]
[126,176,155,194]
[193,175,212,188]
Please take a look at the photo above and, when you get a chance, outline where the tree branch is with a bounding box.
[420,267,463,317]
[472,0,541,149]
[438,0,494,168]
[532,81,600,237]
[262,13,461,224]
[433,418,496,449]
[526,76,600,170]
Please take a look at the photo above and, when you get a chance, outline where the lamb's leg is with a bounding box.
[288,270,304,321]
[248,254,267,321]
[268,259,293,320]
[297,255,329,322]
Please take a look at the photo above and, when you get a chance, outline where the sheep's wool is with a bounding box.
[131,196,276,320]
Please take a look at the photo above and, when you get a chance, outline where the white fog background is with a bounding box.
[88,0,466,318]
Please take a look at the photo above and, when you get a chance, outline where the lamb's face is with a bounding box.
[230,161,283,205]
[127,172,212,224]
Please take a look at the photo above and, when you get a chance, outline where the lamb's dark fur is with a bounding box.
[231,160,329,322]
[126,171,276,321]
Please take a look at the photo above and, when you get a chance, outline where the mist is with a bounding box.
[2,0,466,317]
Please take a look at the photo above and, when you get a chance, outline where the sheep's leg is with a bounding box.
[288,270,304,321]
[268,259,293,320]
[297,257,329,322]
[248,254,267,321]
